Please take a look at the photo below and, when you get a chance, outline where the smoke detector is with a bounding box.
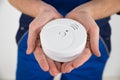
[40,18,87,62]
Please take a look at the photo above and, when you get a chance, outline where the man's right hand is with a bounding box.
[26,1,63,76]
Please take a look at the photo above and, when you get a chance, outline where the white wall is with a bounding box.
[0,0,120,80]
[0,0,21,79]
[103,15,120,77]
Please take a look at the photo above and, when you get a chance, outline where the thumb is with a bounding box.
[26,29,38,54]
[26,18,41,54]
[89,26,101,57]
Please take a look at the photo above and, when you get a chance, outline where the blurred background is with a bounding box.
[0,0,120,80]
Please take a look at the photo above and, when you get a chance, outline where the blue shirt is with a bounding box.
[44,0,90,16]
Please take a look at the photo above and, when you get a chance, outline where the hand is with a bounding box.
[26,2,63,76]
[61,8,101,73]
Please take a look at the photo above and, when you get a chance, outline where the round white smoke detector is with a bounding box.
[40,18,87,62]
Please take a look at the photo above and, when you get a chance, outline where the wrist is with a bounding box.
[66,1,95,20]
[37,1,58,17]
[34,1,49,17]
[75,2,98,20]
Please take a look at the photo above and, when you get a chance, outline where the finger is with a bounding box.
[66,12,101,57]
[61,62,74,73]
[26,31,36,54]
[61,47,91,73]
[47,58,60,76]
[26,15,49,54]
[26,12,62,54]
[79,13,100,57]
[72,48,92,68]
[34,45,49,71]
[55,62,62,72]
[89,26,101,57]
[61,62,67,73]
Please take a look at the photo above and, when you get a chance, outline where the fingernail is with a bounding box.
[98,54,101,57]
[97,52,101,57]
[26,49,30,54]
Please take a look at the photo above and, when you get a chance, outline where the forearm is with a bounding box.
[8,0,50,17]
[78,0,120,20]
